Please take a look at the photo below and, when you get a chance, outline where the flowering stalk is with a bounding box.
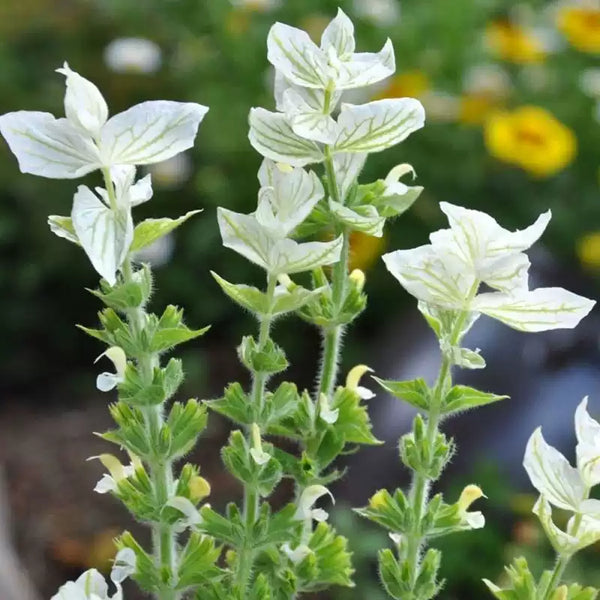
[358,203,595,599]
[0,65,221,600]
[486,397,600,600]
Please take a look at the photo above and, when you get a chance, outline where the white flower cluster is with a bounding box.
[383,202,594,333]
[0,63,208,284]
[524,398,600,556]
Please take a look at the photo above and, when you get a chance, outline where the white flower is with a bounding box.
[166,496,202,532]
[91,453,137,494]
[378,163,423,218]
[456,484,486,530]
[104,38,162,74]
[346,364,375,400]
[0,63,208,179]
[383,202,595,333]
[295,485,335,522]
[249,422,271,465]
[110,548,136,584]
[267,8,395,91]
[575,397,600,488]
[95,346,127,392]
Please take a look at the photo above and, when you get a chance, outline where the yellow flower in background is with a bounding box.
[485,20,546,63]
[484,106,577,177]
[558,5,600,54]
[459,93,503,126]
[577,231,600,269]
[375,70,430,100]
[349,231,386,271]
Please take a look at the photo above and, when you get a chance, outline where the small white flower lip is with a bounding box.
[104,38,162,74]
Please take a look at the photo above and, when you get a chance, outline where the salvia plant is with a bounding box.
[1,8,599,600]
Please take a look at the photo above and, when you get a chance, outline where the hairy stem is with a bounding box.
[235,272,278,595]
[103,169,178,600]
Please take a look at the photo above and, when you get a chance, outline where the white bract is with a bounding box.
[383,202,595,333]
[524,398,600,554]
[218,160,342,275]
[250,10,425,170]
[0,63,207,179]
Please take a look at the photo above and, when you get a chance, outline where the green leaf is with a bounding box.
[355,488,411,533]
[238,336,288,375]
[261,382,301,427]
[150,323,210,353]
[211,272,268,314]
[208,383,253,426]
[297,522,354,590]
[374,377,431,411]
[106,401,151,457]
[199,504,244,547]
[443,385,508,415]
[89,265,152,311]
[167,399,208,459]
[131,210,202,252]
[271,285,325,316]
[331,386,381,445]
[176,532,223,589]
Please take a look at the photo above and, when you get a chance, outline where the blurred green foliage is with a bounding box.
[1,0,599,390]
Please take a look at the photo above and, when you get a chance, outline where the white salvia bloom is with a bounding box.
[95,346,127,392]
[104,38,162,74]
[110,548,136,584]
[295,484,335,522]
[456,484,486,530]
[383,203,595,333]
[250,422,271,465]
[147,153,192,189]
[91,453,137,494]
[379,163,423,218]
[267,8,395,91]
[346,364,375,399]
[166,496,203,532]
[0,63,208,179]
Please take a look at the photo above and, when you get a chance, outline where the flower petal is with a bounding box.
[575,397,600,487]
[110,548,136,584]
[0,111,101,178]
[334,39,396,89]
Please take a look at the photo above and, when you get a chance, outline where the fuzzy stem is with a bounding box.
[235,272,278,595]
[404,308,470,589]
[103,169,178,600]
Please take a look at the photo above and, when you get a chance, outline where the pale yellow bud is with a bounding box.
[275,162,294,173]
[349,268,366,291]
[551,586,568,600]
[369,489,387,509]
[346,364,373,391]
[458,484,486,511]
[189,476,211,502]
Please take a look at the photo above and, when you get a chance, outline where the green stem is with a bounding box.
[317,144,349,400]
[103,169,178,600]
[404,309,469,588]
[235,272,278,595]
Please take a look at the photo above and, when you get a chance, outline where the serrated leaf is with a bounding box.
[333,99,425,154]
[330,386,381,445]
[149,324,210,353]
[212,271,268,314]
[131,210,202,252]
[443,385,507,414]
[207,382,253,426]
[329,200,385,236]
[176,532,223,589]
[373,377,431,411]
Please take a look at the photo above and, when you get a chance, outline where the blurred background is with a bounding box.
[0,0,599,598]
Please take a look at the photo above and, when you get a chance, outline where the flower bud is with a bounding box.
[349,268,365,292]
